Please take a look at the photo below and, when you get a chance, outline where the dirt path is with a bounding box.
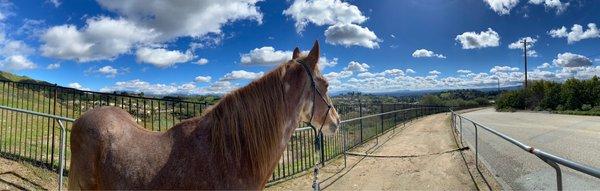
[0,157,58,190]
[267,113,500,190]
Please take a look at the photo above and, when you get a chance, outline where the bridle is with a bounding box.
[294,59,332,191]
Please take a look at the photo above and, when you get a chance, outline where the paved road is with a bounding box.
[461,108,600,190]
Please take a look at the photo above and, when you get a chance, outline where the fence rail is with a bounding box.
[450,109,600,190]
[0,79,451,189]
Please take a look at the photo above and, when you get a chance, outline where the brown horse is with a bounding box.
[68,41,340,190]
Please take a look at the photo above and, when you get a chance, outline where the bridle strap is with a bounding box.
[294,59,333,191]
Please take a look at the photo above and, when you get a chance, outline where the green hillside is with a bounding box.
[0,71,53,86]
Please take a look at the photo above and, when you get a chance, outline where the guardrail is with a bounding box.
[450,109,600,190]
[0,105,72,190]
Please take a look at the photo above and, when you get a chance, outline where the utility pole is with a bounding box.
[522,39,528,88]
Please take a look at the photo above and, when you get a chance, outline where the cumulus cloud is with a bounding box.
[240,46,337,68]
[135,47,194,68]
[41,17,158,62]
[411,49,446,59]
[490,66,519,73]
[68,82,90,91]
[196,58,209,65]
[455,28,500,49]
[428,70,441,76]
[324,23,380,49]
[283,0,367,33]
[41,1,263,63]
[457,69,472,74]
[97,65,118,77]
[0,55,36,70]
[405,69,416,74]
[0,40,35,56]
[537,62,551,69]
[552,52,592,68]
[46,63,60,70]
[324,70,353,80]
[194,75,212,83]
[96,0,263,40]
[508,36,538,57]
[483,0,519,15]
[220,70,264,81]
[528,0,569,14]
[343,61,370,72]
[548,23,600,44]
[100,79,201,95]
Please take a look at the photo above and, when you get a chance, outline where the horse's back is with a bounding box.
[69,106,166,189]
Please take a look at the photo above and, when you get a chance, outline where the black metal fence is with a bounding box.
[0,79,449,184]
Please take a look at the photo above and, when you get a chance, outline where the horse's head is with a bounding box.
[283,41,341,136]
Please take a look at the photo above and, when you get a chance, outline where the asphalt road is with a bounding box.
[460,108,600,190]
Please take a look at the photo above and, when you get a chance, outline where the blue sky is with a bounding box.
[0,0,599,94]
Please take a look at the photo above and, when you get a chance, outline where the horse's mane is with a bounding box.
[202,62,291,176]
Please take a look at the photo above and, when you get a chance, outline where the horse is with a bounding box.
[68,41,341,190]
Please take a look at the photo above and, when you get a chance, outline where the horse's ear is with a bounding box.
[292,47,301,59]
[306,40,319,70]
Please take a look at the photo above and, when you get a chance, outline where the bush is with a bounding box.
[581,104,592,111]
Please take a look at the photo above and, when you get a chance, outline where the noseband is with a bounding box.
[294,59,333,191]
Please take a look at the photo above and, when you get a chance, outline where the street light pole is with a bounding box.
[522,39,528,88]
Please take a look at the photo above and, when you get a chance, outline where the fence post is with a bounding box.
[380,104,384,133]
[359,100,363,143]
[473,121,478,171]
[50,84,58,169]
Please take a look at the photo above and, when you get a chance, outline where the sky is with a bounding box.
[0,0,599,95]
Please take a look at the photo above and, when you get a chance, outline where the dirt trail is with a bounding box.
[267,113,500,190]
[0,157,58,190]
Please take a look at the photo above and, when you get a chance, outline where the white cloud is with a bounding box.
[429,70,441,76]
[196,58,209,65]
[241,46,290,66]
[46,63,60,70]
[97,65,118,77]
[537,62,551,69]
[324,23,380,49]
[508,36,538,57]
[282,0,367,33]
[194,75,212,83]
[68,82,90,91]
[405,69,416,74]
[411,49,446,59]
[41,17,158,62]
[528,0,569,14]
[457,69,472,74]
[548,23,600,44]
[0,40,35,56]
[0,55,36,70]
[100,79,201,95]
[483,0,519,15]
[96,0,263,40]
[552,52,592,68]
[220,70,264,81]
[240,46,337,68]
[490,66,519,73]
[455,28,500,49]
[47,0,61,7]
[343,61,370,72]
[324,70,353,80]
[135,47,194,68]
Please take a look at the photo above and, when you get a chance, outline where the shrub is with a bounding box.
[581,104,592,111]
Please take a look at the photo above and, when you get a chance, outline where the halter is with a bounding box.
[294,59,332,191]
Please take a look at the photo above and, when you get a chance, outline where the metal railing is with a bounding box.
[0,105,73,190]
[450,109,600,190]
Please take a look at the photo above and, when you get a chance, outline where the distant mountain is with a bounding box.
[0,71,53,86]
[337,86,523,98]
